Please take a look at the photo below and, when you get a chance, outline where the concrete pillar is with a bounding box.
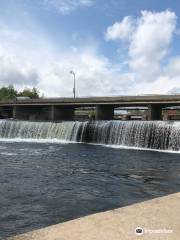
[147,104,162,120]
[51,106,75,121]
[0,107,4,118]
[51,105,55,121]
[95,105,114,120]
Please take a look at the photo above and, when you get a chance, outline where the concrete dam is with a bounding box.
[1,120,180,152]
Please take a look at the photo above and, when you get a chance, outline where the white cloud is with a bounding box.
[0,56,39,86]
[164,57,180,78]
[36,48,134,97]
[43,0,94,14]
[129,10,176,82]
[1,9,180,97]
[0,22,133,97]
[105,16,134,41]
[0,24,40,88]
[106,10,180,94]
[168,87,180,94]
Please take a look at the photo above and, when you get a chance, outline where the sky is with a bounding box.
[1,0,180,97]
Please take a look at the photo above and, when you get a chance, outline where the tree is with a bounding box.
[0,86,40,101]
[0,85,17,101]
[18,87,40,99]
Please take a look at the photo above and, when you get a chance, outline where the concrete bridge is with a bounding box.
[1,95,180,121]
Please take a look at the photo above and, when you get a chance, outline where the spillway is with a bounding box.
[0,120,180,151]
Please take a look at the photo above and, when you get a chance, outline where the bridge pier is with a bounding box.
[147,104,162,120]
[95,105,114,120]
[51,106,74,121]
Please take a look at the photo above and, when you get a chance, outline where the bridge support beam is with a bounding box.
[95,105,114,120]
[51,106,74,121]
[147,104,162,120]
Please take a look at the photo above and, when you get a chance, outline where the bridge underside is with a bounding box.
[0,106,13,119]
[0,102,176,121]
[12,106,75,121]
[13,106,51,121]
[95,105,114,120]
[10,104,163,121]
[51,106,74,121]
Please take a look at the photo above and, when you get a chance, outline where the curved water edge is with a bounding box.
[0,120,180,152]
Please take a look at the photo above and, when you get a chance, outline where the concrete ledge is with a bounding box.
[8,192,180,240]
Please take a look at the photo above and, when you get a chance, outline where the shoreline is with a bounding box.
[8,192,180,240]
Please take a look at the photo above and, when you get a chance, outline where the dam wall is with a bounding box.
[0,120,180,151]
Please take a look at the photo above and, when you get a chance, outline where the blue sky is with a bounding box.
[0,0,180,96]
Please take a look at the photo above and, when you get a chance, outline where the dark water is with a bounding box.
[0,142,180,239]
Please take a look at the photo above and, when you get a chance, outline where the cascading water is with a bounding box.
[0,120,180,151]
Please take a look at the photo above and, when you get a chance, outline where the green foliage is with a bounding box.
[0,85,17,101]
[18,87,40,99]
[0,85,40,101]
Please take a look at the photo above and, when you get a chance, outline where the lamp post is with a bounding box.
[70,70,76,98]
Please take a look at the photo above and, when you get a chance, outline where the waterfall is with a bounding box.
[0,120,180,151]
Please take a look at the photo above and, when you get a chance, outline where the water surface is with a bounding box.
[0,142,180,239]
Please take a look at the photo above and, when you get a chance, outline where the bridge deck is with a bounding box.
[1,95,180,107]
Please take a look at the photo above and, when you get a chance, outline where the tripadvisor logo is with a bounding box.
[135,226,173,235]
[135,227,144,236]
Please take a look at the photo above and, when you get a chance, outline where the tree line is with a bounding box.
[0,85,40,101]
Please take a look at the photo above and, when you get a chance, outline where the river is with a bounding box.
[1,120,180,239]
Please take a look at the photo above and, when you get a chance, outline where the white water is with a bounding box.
[0,120,180,151]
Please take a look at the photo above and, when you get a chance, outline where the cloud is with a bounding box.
[0,21,134,97]
[1,8,180,97]
[106,10,180,94]
[43,0,94,14]
[168,87,180,94]
[129,10,176,82]
[164,57,180,78]
[0,24,39,87]
[0,57,39,86]
[36,47,134,97]
[105,16,135,41]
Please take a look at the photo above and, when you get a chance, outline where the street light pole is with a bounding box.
[70,70,76,98]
